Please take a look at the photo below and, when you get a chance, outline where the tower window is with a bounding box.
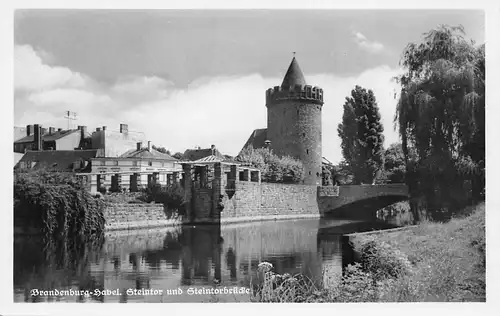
[306,149,309,154]
[303,133,305,137]
[309,171,311,175]
[297,109,299,115]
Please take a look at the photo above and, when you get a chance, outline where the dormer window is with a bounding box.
[148,161,153,166]
[113,160,119,166]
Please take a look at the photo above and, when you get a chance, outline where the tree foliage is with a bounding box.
[14,169,106,241]
[172,152,184,160]
[395,25,485,214]
[338,85,385,184]
[140,182,187,217]
[382,143,417,183]
[152,145,171,155]
[236,147,304,183]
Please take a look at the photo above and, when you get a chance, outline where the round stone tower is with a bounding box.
[265,57,324,185]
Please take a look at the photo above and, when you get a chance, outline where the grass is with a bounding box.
[350,202,485,302]
[250,203,485,302]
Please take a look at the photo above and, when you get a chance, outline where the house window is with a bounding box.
[133,161,138,166]
[100,160,105,166]
[114,160,119,166]
[148,161,153,166]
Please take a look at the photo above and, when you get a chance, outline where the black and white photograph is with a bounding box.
[1,1,499,315]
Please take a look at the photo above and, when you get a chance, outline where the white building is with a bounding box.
[89,141,182,192]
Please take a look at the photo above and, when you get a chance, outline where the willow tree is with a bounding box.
[395,25,485,212]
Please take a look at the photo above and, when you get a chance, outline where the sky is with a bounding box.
[13,9,485,163]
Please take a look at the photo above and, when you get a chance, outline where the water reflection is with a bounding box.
[14,208,408,303]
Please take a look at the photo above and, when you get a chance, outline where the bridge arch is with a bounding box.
[318,184,410,218]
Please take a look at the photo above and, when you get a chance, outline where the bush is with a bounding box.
[141,183,187,216]
[329,263,379,302]
[253,262,318,303]
[236,147,304,183]
[98,186,107,195]
[14,169,105,241]
[358,238,412,281]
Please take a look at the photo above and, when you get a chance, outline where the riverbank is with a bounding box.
[252,203,485,302]
[351,202,485,302]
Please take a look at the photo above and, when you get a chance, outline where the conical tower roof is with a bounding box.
[281,57,307,88]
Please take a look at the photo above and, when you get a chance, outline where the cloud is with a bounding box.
[14,44,402,164]
[310,66,402,163]
[353,32,385,54]
[14,45,87,92]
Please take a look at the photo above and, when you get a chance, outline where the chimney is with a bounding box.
[137,142,142,151]
[211,144,216,155]
[26,125,34,136]
[147,141,152,152]
[120,123,128,133]
[78,125,87,142]
[48,127,55,135]
[102,126,107,131]
[33,124,42,151]
[96,127,101,132]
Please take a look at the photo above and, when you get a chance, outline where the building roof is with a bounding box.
[14,129,80,144]
[15,150,99,172]
[193,155,224,163]
[119,147,177,160]
[240,128,267,154]
[281,57,307,88]
[322,157,335,166]
[182,147,225,162]
[13,152,24,167]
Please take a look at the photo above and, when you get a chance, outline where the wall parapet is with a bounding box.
[317,186,339,197]
[266,84,324,106]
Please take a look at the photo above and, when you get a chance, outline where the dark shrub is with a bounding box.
[358,238,412,281]
[141,182,187,216]
[14,169,106,241]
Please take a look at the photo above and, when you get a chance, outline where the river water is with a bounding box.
[13,208,412,303]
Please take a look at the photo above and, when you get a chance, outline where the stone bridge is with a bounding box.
[318,184,410,218]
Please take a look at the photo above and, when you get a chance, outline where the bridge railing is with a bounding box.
[318,186,339,197]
